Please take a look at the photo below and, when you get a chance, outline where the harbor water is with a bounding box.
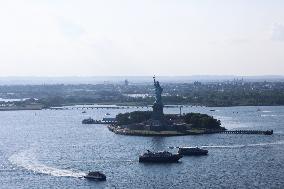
[0,106,283,188]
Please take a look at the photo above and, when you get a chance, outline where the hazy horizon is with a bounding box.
[1,75,284,85]
[1,0,284,76]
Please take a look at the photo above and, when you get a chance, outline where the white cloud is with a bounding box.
[0,0,284,76]
[57,17,86,39]
[271,23,284,42]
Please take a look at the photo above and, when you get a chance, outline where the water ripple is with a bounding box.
[202,140,284,149]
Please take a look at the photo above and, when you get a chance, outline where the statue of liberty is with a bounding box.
[153,76,163,104]
[152,76,164,120]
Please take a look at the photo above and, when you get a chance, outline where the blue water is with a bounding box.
[0,106,283,189]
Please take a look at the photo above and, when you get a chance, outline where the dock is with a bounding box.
[217,130,273,135]
[47,105,188,110]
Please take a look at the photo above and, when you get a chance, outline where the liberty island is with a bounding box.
[108,76,225,136]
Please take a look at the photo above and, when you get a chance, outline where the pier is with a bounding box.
[47,105,186,110]
[49,106,141,110]
[217,130,273,135]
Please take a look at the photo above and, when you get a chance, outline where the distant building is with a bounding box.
[124,79,129,86]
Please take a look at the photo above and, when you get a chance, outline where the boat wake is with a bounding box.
[202,140,284,149]
[261,114,278,117]
[9,149,86,178]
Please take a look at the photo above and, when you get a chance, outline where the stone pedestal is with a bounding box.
[152,102,164,120]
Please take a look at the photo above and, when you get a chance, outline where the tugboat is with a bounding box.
[178,147,208,156]
[84,171,106,181]
[139,150,183,163]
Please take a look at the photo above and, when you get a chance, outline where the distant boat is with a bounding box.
[210,109,216,112]
[178,147,208,156]
[139,150,182,163]
[82,111,87,114]
[82,118,96,124]
[264,130,273,135]
[84,171,106,181]
[105,113,111,116]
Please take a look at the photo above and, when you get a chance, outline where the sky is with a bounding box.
[0,0,284,76]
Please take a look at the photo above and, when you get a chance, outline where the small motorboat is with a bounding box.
[84,171,106,181]
[82,111,87,114]
[105,113,111,116]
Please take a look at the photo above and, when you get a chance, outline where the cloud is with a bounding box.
[226,37,251,45]
[57,17,85,39]
[271,23,284,42]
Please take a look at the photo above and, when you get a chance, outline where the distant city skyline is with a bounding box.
[0,0,284,76]
[1,75,284,85]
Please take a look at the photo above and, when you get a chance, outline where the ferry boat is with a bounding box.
[84,171,106,181]
[264,130,273,135]
[82,118,99,124]
[178,147,208,156]
[139,150,182,163]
